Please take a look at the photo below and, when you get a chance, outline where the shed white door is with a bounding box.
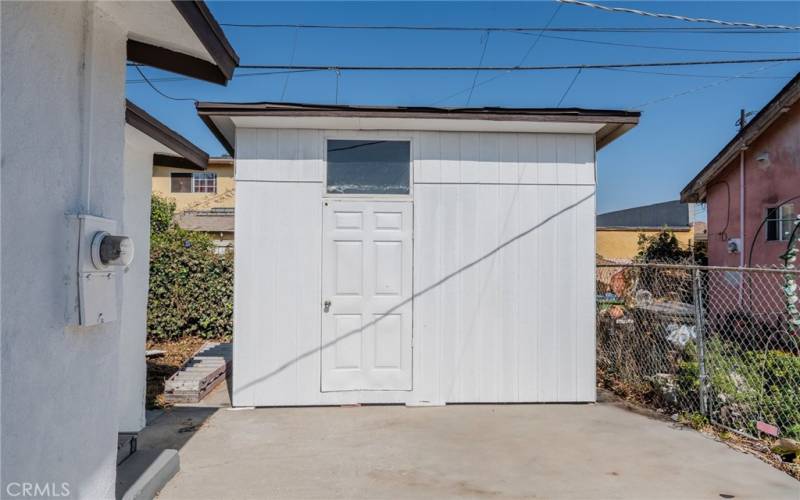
[321,200,413,391]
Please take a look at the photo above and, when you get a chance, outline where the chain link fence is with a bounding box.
[597,262,800,441]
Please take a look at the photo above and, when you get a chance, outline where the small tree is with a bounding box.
[635,229,695,303]
[636,229,692,263]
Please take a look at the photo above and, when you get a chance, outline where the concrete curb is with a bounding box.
[116,449,180,500]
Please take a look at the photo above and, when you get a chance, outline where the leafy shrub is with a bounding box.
[668,337,800,439]
[147,194,233,341]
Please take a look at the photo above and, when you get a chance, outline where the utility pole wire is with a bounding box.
[237,56,800,71]
[634,62,787,108]
[466,31,491,106]
[219,22,798,34]
[557,68,582,107]
[526,32,800,55]
[280,27,300,101]
[133,66,196,102]
[559,0,800,31]
[432,3,562,105]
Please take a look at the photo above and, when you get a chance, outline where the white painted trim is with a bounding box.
[231,115,605,134]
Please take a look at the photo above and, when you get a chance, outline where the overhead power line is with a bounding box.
[598,67,793,80]
[559,0,800,31]
[126,68,324,84]
[557,68,582,107]
[133,66,195,102]
[529,32,800,55]
[218,22,798,34]
[432,2,563,105]
[237,56,800,72]
[466,31,492,106]
[635,62,787,108]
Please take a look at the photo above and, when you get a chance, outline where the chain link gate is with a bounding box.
[597,262,800,441]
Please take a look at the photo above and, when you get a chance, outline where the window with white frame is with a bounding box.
[170,172,217,194]
[766,203,796,241]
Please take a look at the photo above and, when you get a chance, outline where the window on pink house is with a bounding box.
[766,203,796,241]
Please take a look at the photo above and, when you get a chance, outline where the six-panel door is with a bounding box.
[321,200,413,391]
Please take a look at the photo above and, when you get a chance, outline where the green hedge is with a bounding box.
[147,195,233,341]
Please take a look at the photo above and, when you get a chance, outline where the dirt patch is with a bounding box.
[146,337,221,409]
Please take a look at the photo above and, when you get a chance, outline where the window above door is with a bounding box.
[326,140,410,195]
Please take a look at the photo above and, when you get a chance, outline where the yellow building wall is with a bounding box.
[596,229,693,261]
[152,162,235,212]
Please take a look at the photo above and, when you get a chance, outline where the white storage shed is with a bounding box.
[198,102,639,407]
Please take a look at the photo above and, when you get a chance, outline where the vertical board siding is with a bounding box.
[234,128,596,405]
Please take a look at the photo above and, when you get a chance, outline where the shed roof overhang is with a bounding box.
[680,73,800,203]
[195,102,641,156]
[126,100,208,169]
[102,0,238,85]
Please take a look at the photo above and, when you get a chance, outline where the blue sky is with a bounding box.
[126,1,800,214]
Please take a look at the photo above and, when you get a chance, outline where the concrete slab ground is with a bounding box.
[155,402,798,500]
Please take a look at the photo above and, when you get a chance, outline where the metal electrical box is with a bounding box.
[77,215,120,326]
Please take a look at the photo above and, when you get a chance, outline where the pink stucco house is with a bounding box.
[681,73,800,270]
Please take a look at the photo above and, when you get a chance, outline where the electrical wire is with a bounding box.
[598,67,793,80]
[126,68,325,85]
[557,68,582,106]
[431,3,562,105]
[559,0,800,31]
[707,181,731,239]
[334,69,341,104]
[237,56,800,71]
[133,66,196,102]
[466,31,491,106]
[527,32,800,55]
[218,22,799,34]
[280,27,300,101]
[634,61,788,108]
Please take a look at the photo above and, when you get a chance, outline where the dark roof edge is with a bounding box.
[680,72,800,203]
[171,0,239,82]
[197,102,641,155]
[195,101,641,122]
[153,153,206,171]
[126,100,209,169]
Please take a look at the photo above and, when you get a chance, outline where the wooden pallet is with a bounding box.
[164,342,232,404]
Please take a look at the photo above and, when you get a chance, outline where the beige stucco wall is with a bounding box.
[596,228,693,261]
[152,161,234,211]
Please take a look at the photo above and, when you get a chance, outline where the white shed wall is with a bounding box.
[233,128,596,406]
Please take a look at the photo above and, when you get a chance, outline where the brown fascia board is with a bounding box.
[126,100,209,169]
[127,1,239,85]
[196,102,641,156]
[680,72,800,203]
[128,40,229,86]
[153,153,207,171]
[171,1,239,81]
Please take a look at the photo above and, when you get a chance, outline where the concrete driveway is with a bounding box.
[151,400,798,499]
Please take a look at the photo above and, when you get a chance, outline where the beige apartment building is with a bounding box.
[152,156,235,251]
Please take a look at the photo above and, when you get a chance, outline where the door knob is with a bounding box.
[323,300,331,312]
